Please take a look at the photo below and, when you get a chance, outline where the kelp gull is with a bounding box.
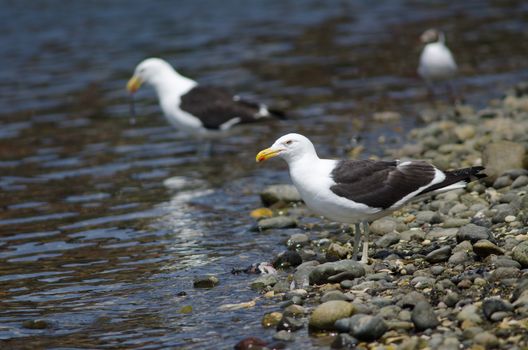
[126,58,285,151]
[256,133,485,263]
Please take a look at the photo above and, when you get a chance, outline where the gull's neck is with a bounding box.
[152,71,197,101]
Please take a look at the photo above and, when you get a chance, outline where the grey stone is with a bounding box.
[287,233,309,248]
[482,297,513,320]
[309,260,365,285]
[293,261,319,288]
[415,210,436,224]
[443,218,470,228]
[321,290,351,303]
[309,300,354,330]
[448,251,472,265]
[457,224,490,243]
[399,291,428,309]
[256,216,297,230]
[425,246,452,263]
[474,331,499,348]
[411,301,439,331]
[340,280,354,289]
[512,175,528,188]
[443,292,460,307]
[283,304,306,317]
[473,239,504,258]
[193,275,219,288]
[349,314,388,341]
[492,203,516,223]
[376,232,400,248]
[512,241,528,268]
[260,184,302,206]
[489,267,521,282]
[273,330,294,342]
[276,316,304,332]
[250,274,277,291]
[485,255,521,269]
[273,250,302,269]
[493,176,512,189]
[331,333,358,349]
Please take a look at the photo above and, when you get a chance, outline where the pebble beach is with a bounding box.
[237,84,528,349]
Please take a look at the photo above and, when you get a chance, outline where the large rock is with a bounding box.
[309,260,365,285]
[309,300,354,330]
[348,314,388,341]
[260,184,302,206]
[482,141,526,182]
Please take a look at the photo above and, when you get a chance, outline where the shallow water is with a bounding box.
[1,1,528,348]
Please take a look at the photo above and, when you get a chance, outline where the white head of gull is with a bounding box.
[257,133,485,263]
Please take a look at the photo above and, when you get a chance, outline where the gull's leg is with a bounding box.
[352,223,361,261]
[361,220,370,264]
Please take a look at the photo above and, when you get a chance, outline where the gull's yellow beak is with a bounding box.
[256,147,281,162]
[127,75,143,93]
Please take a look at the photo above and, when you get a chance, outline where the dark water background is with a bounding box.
[1,1,528,348]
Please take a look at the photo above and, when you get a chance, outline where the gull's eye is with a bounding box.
[285,140,293,145]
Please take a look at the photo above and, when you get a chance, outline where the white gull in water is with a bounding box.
[126,58,284,152]
[256,133,485,263]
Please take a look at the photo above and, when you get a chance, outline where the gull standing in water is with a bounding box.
[127,58,285,155]
[257,133,485,263]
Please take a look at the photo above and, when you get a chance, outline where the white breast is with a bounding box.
[289,158,382,224]
[418,43,457,81]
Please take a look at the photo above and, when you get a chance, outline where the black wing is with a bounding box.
[180,86,278,130]
[330,160,436,209]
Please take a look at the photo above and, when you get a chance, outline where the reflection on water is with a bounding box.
[1,0,528,348]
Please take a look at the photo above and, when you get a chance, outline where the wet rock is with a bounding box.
[273,330,294,342]
[411,301,439,331]
[309,260,365,285]
[425,246,452,263]
[512,241,528,267]
[273,250,302,269]
[482,141,526,181]
[234,337,268,350]
[349,314,388,341]
[293,261,319,288]
[331,333,358,349]
[262,312,283,328]
[456,224,490,243]
[273,281,290,293]
[321,290,351,303]
[511,175,528,188]
[250,274,277,291]
[256,216,297,230]
[283,304,306,317]
[309,301,354,330]
[260,184,302,206]
[482,298,513,320]
[287,233,309,248]
[473,239,504,257]
[193,275,219,288]
[326,243,351,261]
[276,316,303,332]
[22,319,51,329]
[375,232,400,248]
